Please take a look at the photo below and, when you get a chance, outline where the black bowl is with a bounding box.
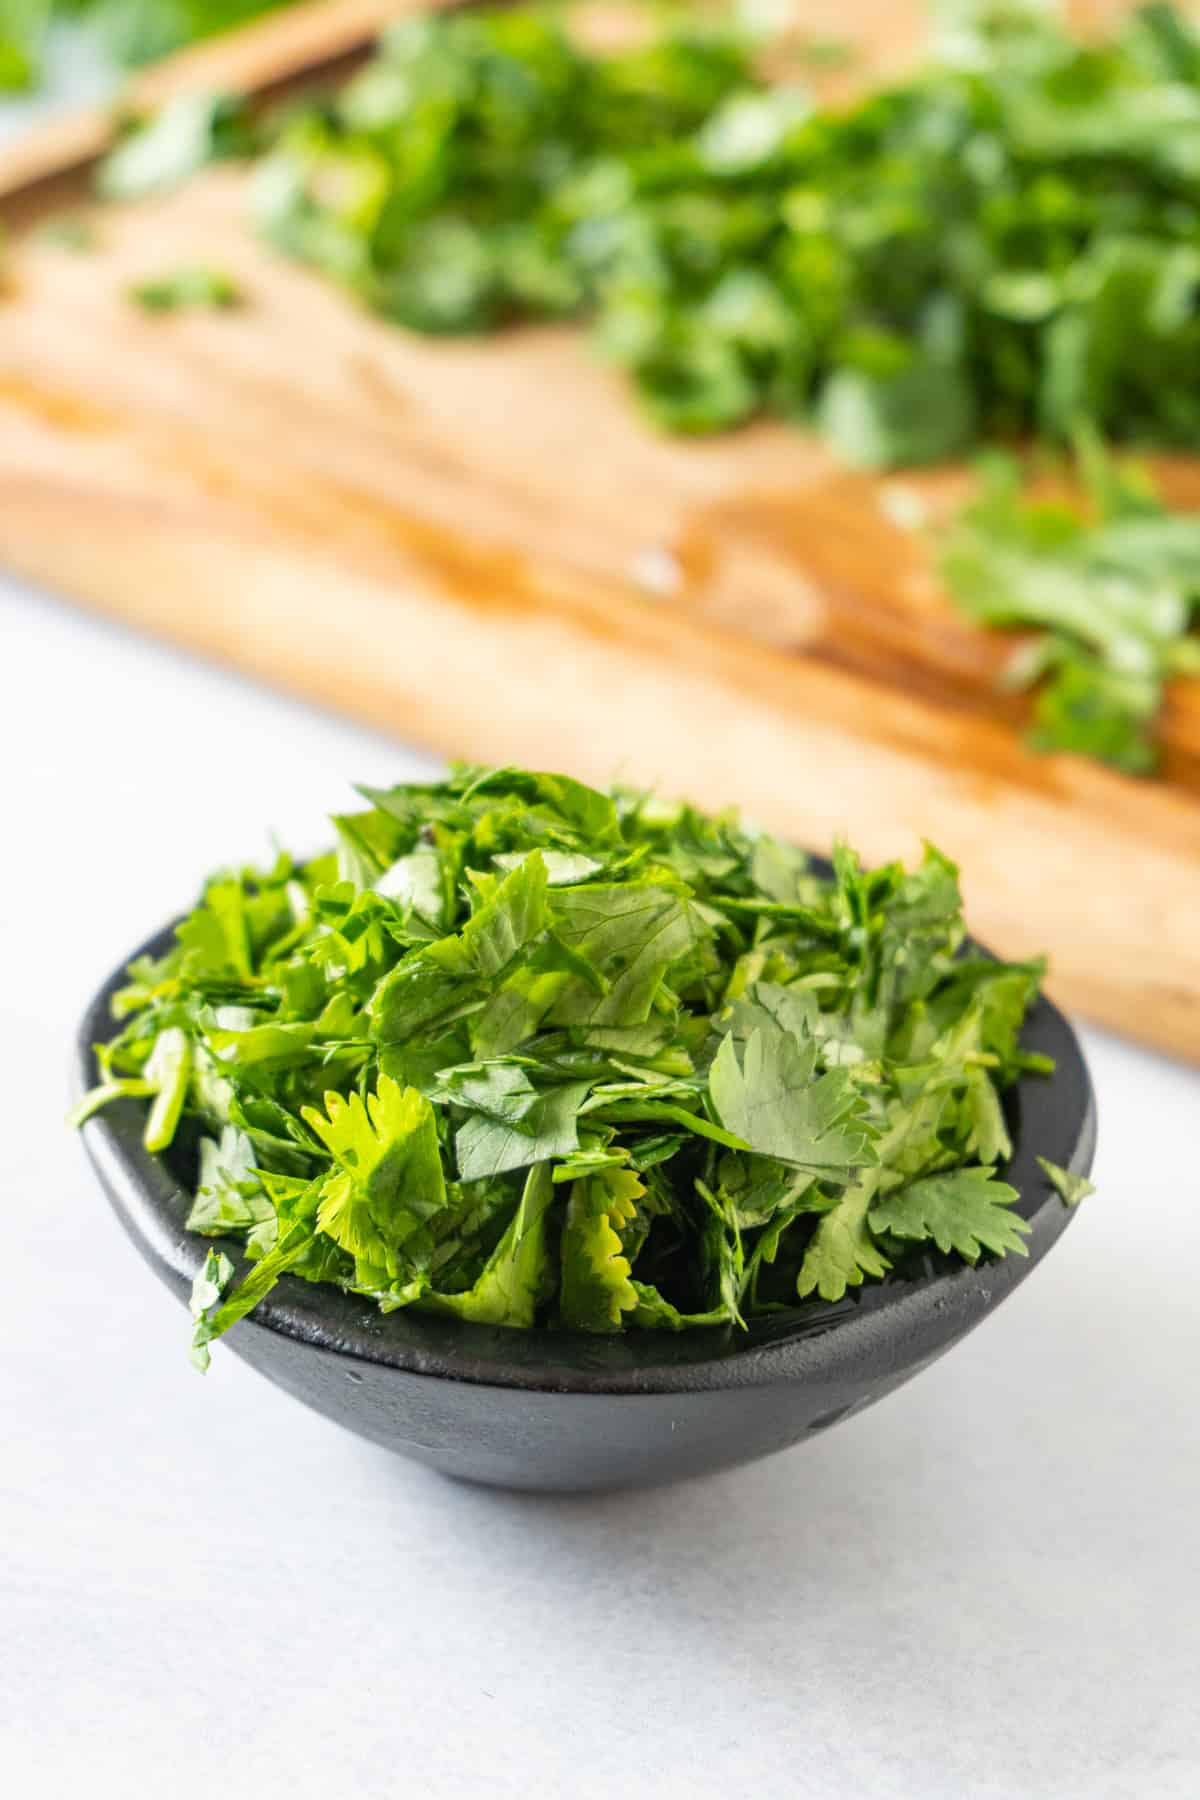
[76,924,1095,1493]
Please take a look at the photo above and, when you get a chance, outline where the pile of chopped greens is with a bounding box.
[0,0,290,93]
[240,0,1200,463]
[72,767,1079,1366]
[940,440,1200,771]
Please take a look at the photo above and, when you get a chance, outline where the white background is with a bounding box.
[3,572,1199,1800]
[3,45,1199,1798]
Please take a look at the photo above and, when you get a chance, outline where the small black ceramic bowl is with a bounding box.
[77,924,1095,1494]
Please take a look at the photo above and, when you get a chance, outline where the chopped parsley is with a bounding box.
[72,767,1072,1361]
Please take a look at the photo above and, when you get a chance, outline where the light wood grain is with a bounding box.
[2,0,1200,1058]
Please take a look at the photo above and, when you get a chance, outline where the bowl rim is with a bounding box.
[76,918,1096,1398]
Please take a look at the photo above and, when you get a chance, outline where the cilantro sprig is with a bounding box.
[73,767,1072,1360]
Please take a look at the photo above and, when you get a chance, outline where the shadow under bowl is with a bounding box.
[77,924,1095,1493]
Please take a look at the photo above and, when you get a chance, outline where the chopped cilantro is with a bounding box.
[128,263,242,310]
[74,767,1067,1358]
[940,441,1200,771]
[97,91,253,201]
[1036,1155,1094,1207]
[241,1,1200,463]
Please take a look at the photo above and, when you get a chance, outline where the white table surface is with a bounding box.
[3,568,1198,1800]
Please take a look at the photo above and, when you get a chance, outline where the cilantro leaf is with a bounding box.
[303,1075,446,1281]
[456,851,550,979]
[941,442,1200,771]
[455,1079,593,1182]
[424,1164,555,1327]
[796,1176,891,1303]
[186,1127,272,1234]
[548,882,699,1026]
[1037,1156,1095,1208]
[870,1168,1031,1264]
[709,1021,874,1172]
[628,1282,734,1331]
[560,1168,642,1332]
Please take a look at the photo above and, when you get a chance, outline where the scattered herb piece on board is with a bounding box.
[129,262,242,309]
[940,441,1200,772]
[97,91,254,201]
[71,767,1070,1364]
[36,214,97,251]
[236,0,1200,464]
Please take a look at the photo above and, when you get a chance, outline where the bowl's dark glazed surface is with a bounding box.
[77,923,1096,1492]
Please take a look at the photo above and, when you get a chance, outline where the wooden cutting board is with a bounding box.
[4,0,1200,1060]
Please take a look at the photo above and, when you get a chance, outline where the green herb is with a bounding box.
[36,214,97,251]
[189,1246,234,1371]
[97,90,252,201]
[793,37,857,70]
[1,0,290,94]
[74,766,1065,1360]
[1036,1155,1094,1207]
[0,0,52,90]
[128,262,242,310]
[940,441,1200,771]
[244,1,1200,463]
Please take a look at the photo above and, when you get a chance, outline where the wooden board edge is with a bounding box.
[6,473,1200,1062]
